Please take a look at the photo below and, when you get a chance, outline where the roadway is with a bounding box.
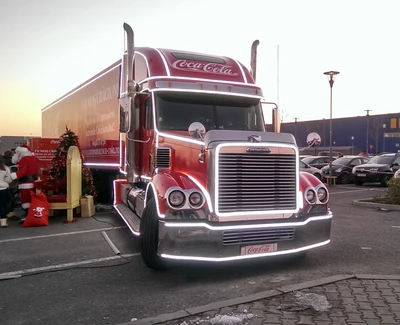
[1,184,399,325]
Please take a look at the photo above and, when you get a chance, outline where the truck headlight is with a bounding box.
[306,189,316,204]
[189,191,204,208]
[168,190,185,208]
[317,187,328,203]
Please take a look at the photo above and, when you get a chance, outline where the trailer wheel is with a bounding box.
[140,198,167,270]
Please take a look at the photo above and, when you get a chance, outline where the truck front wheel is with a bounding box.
[140,198,167,270]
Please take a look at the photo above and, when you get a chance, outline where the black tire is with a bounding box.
[338,173,350,184]
[354,179,364,186]
[313,173,322,181]
[140,198,167,270]
[380,175,391,187]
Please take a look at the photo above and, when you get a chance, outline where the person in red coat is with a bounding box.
[10,145,39,218]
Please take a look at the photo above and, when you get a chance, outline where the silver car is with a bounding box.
[300,160,323,180]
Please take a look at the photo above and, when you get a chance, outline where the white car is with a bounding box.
[394,169,400,178]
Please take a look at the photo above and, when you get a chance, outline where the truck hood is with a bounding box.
[204,130,296,149]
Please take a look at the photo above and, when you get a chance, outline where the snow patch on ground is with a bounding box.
[294,291,331,312]
[179,312,255,325]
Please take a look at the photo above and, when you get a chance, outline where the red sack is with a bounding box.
[23,192,50,227]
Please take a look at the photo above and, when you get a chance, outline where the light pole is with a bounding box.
[323,70,340,177]
[294,117,299,141]
[382,124,386,152]
[365,109,372,153]
[351,136,354,155]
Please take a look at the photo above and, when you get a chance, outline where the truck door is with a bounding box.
[137,95,154,178]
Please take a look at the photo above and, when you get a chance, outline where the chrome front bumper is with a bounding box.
[158,212,332,262]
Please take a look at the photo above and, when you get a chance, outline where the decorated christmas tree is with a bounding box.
[49,127,97,197]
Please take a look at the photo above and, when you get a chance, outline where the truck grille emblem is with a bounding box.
[246,147,271,153]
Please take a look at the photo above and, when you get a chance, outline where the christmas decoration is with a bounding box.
[49,126,97,197]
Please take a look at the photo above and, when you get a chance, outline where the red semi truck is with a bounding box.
[42,23,332,270]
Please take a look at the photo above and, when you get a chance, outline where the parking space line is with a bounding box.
[0,253,141,277]
[0,226,127,244]
[329,189,385,195]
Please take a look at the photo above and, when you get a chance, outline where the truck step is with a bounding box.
[114,204,141,236]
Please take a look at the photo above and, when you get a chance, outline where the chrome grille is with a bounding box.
[218,152,297,212]
[155,147,170,169]
[223,227,295,245]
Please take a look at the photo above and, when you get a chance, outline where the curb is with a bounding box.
[119,274,400,325]
[352,198,400,211]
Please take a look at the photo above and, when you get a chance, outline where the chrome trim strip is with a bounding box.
[113,204,140,236]
[135,51,151,76]
[152,47,171,76]
[152,87,263,99]
[84,162,119,167]
[137,75,261,87]
[184,174,214,213]
[163,213,332,230]
[215,142,300,217]
[161,240,331,262]
[234,59,248,83]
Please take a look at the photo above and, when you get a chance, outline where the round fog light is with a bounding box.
[189,192,203,207]
[168,190,185,208]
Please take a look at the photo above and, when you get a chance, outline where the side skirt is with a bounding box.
[114,203,141,236]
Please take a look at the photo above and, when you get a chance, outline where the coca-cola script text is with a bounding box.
[241,243,277,255]
[172,60,238,76]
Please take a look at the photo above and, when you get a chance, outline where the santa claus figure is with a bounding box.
[10,145,40,218]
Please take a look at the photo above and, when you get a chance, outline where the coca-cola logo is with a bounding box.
[172,60,238,76]
[246,244,273,254]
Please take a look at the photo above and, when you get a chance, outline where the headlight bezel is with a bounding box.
[168,189,186,208]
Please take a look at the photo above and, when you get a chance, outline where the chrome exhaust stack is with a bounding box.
[119,23,138,182]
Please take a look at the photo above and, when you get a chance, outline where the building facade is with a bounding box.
[0,136,32,154]
[281,113,400,155]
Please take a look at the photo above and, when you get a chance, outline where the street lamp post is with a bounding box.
[382,124,386,152]
[294,117,299,141]
[351,136,354,155]
[323,70,340,177]
[365,109,372,153]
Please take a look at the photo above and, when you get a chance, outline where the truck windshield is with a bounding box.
[155,92,264,132]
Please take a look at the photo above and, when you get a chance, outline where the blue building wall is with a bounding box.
[281,113,400,154]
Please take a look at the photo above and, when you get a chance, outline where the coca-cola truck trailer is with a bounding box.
[42,23,332,270]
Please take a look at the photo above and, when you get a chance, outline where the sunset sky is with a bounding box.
[1,0,399,137]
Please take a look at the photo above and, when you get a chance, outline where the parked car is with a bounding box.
[318,151,344,159]
[321,156,370,184]
[300,160,323,180]
[301,156,331,169]
[352,153,400,186]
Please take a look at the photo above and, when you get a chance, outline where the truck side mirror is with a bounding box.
[188,122,206,140]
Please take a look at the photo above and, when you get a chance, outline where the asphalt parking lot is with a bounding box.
[1,183,399,325]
